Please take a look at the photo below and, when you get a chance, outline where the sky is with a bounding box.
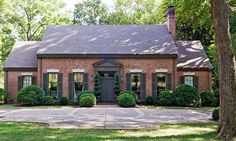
[62,0,114,12]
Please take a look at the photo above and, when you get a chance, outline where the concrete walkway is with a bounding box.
[0,107,213,129]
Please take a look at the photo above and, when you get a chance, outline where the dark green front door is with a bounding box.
[100,77,115,102]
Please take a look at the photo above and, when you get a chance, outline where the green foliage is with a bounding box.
[200,91,218,107]
[77,92,96,105]
[42,96,54,105]
[212,107,219,121]
[114,73,121,97]
[94,73,100,96]
[117,93,136,107]
[59,97,68,105]
[17,85,45,105]
[0,88,8,103]
[145,96,154,105]
[174,85,201,107]
[119,91,138,101]
[73,0,108,25]
[158,90,175,106]
[79,96,95,107]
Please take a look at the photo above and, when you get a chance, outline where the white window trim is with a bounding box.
[47,69,59,73]
[21,72,33,76]
[130,69,142,73]
[183,72,195,76]
[72,68,85,73]
[155,68,168,73]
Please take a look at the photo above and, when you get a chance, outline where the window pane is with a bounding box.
[157,73,167,94]
[48,73,58,98]
[23,76,32,87]
[131,74,141,100]
[184,76,194,86]
[74,73,83,96]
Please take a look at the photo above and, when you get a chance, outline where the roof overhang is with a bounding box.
[3,67,37,71]
[177,67,212,71]
[37,54,178,59]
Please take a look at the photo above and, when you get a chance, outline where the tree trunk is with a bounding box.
[211,0,236,139]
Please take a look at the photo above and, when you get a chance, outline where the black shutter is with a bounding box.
[140,73,146,102]
[32,76,36,85]
[18,76,23,91]
[126,73,131,90]
[58,73,63,99]
[83,73,88,90]
[166,73,172,90]
[193,76,199,90]
[180,76,185,84]
[152,73,157,103]
[68,73,74,100]
[43,73,49,95]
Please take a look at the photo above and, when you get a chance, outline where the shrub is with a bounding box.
[213,89,220,107]
[80,96,95,107]
[77,91,94,101]
[158,90,175,106]
[77,93,96,104]
[119,91,138,101]
[117,93,136,107]
[0,88,8,103]
[17,85,45,105]
[212,107,219,121]
[200,91,218,107]
[42,96,55,105]
[59,97,68,105]
[145,96,154,105]
[174,84,201,107]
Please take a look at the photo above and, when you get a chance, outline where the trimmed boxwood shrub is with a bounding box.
[158,90,175,106]
[59,97,68,105]
[77,91,94,101]
[212,107,219,121]
[80,96,95,107]
[0,88,8,103]
[119,91,138,101]
[145,96,154,105]
[42,96,55,105]
[200,91,218,107]
[17,85,45,105]
[117,93,136,107]
[174,84,201,107]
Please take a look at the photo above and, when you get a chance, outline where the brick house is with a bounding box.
[4,6,212,103]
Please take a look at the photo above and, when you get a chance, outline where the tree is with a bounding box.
[4,0,70,41]
[211,0,236,139]
[114,73,121,97]
[94,72,101,97]
[73,0,108,25]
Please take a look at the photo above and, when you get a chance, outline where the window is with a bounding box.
[131,73,141,99]
[157,73,167,94]
[48,73,58,98]
[184,76,194,86]
[22,76,32,87]
[74,73,83,97]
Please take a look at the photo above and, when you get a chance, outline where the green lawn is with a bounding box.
[0,121,219,141]
[0,104,75,110]
[140,105,215,112]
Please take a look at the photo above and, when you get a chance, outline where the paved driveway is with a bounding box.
[0,108,213,129]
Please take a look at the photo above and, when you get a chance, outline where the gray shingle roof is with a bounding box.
[4,41,39,69]
[176,41,212,69]
[37,25,178,55]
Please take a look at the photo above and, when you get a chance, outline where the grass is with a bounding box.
[0,121,219,141]
[0,104,75,110]
[140,105,215,112]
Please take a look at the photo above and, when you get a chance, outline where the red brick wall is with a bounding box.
[39,58,177,97]
[176,70,212,92]
[6,71,37,103]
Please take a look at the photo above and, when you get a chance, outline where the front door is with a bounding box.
[100,77,115,102]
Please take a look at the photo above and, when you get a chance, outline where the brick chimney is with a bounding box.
[166,5,176,40]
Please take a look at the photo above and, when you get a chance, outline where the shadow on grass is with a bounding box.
[0,121,219,141]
